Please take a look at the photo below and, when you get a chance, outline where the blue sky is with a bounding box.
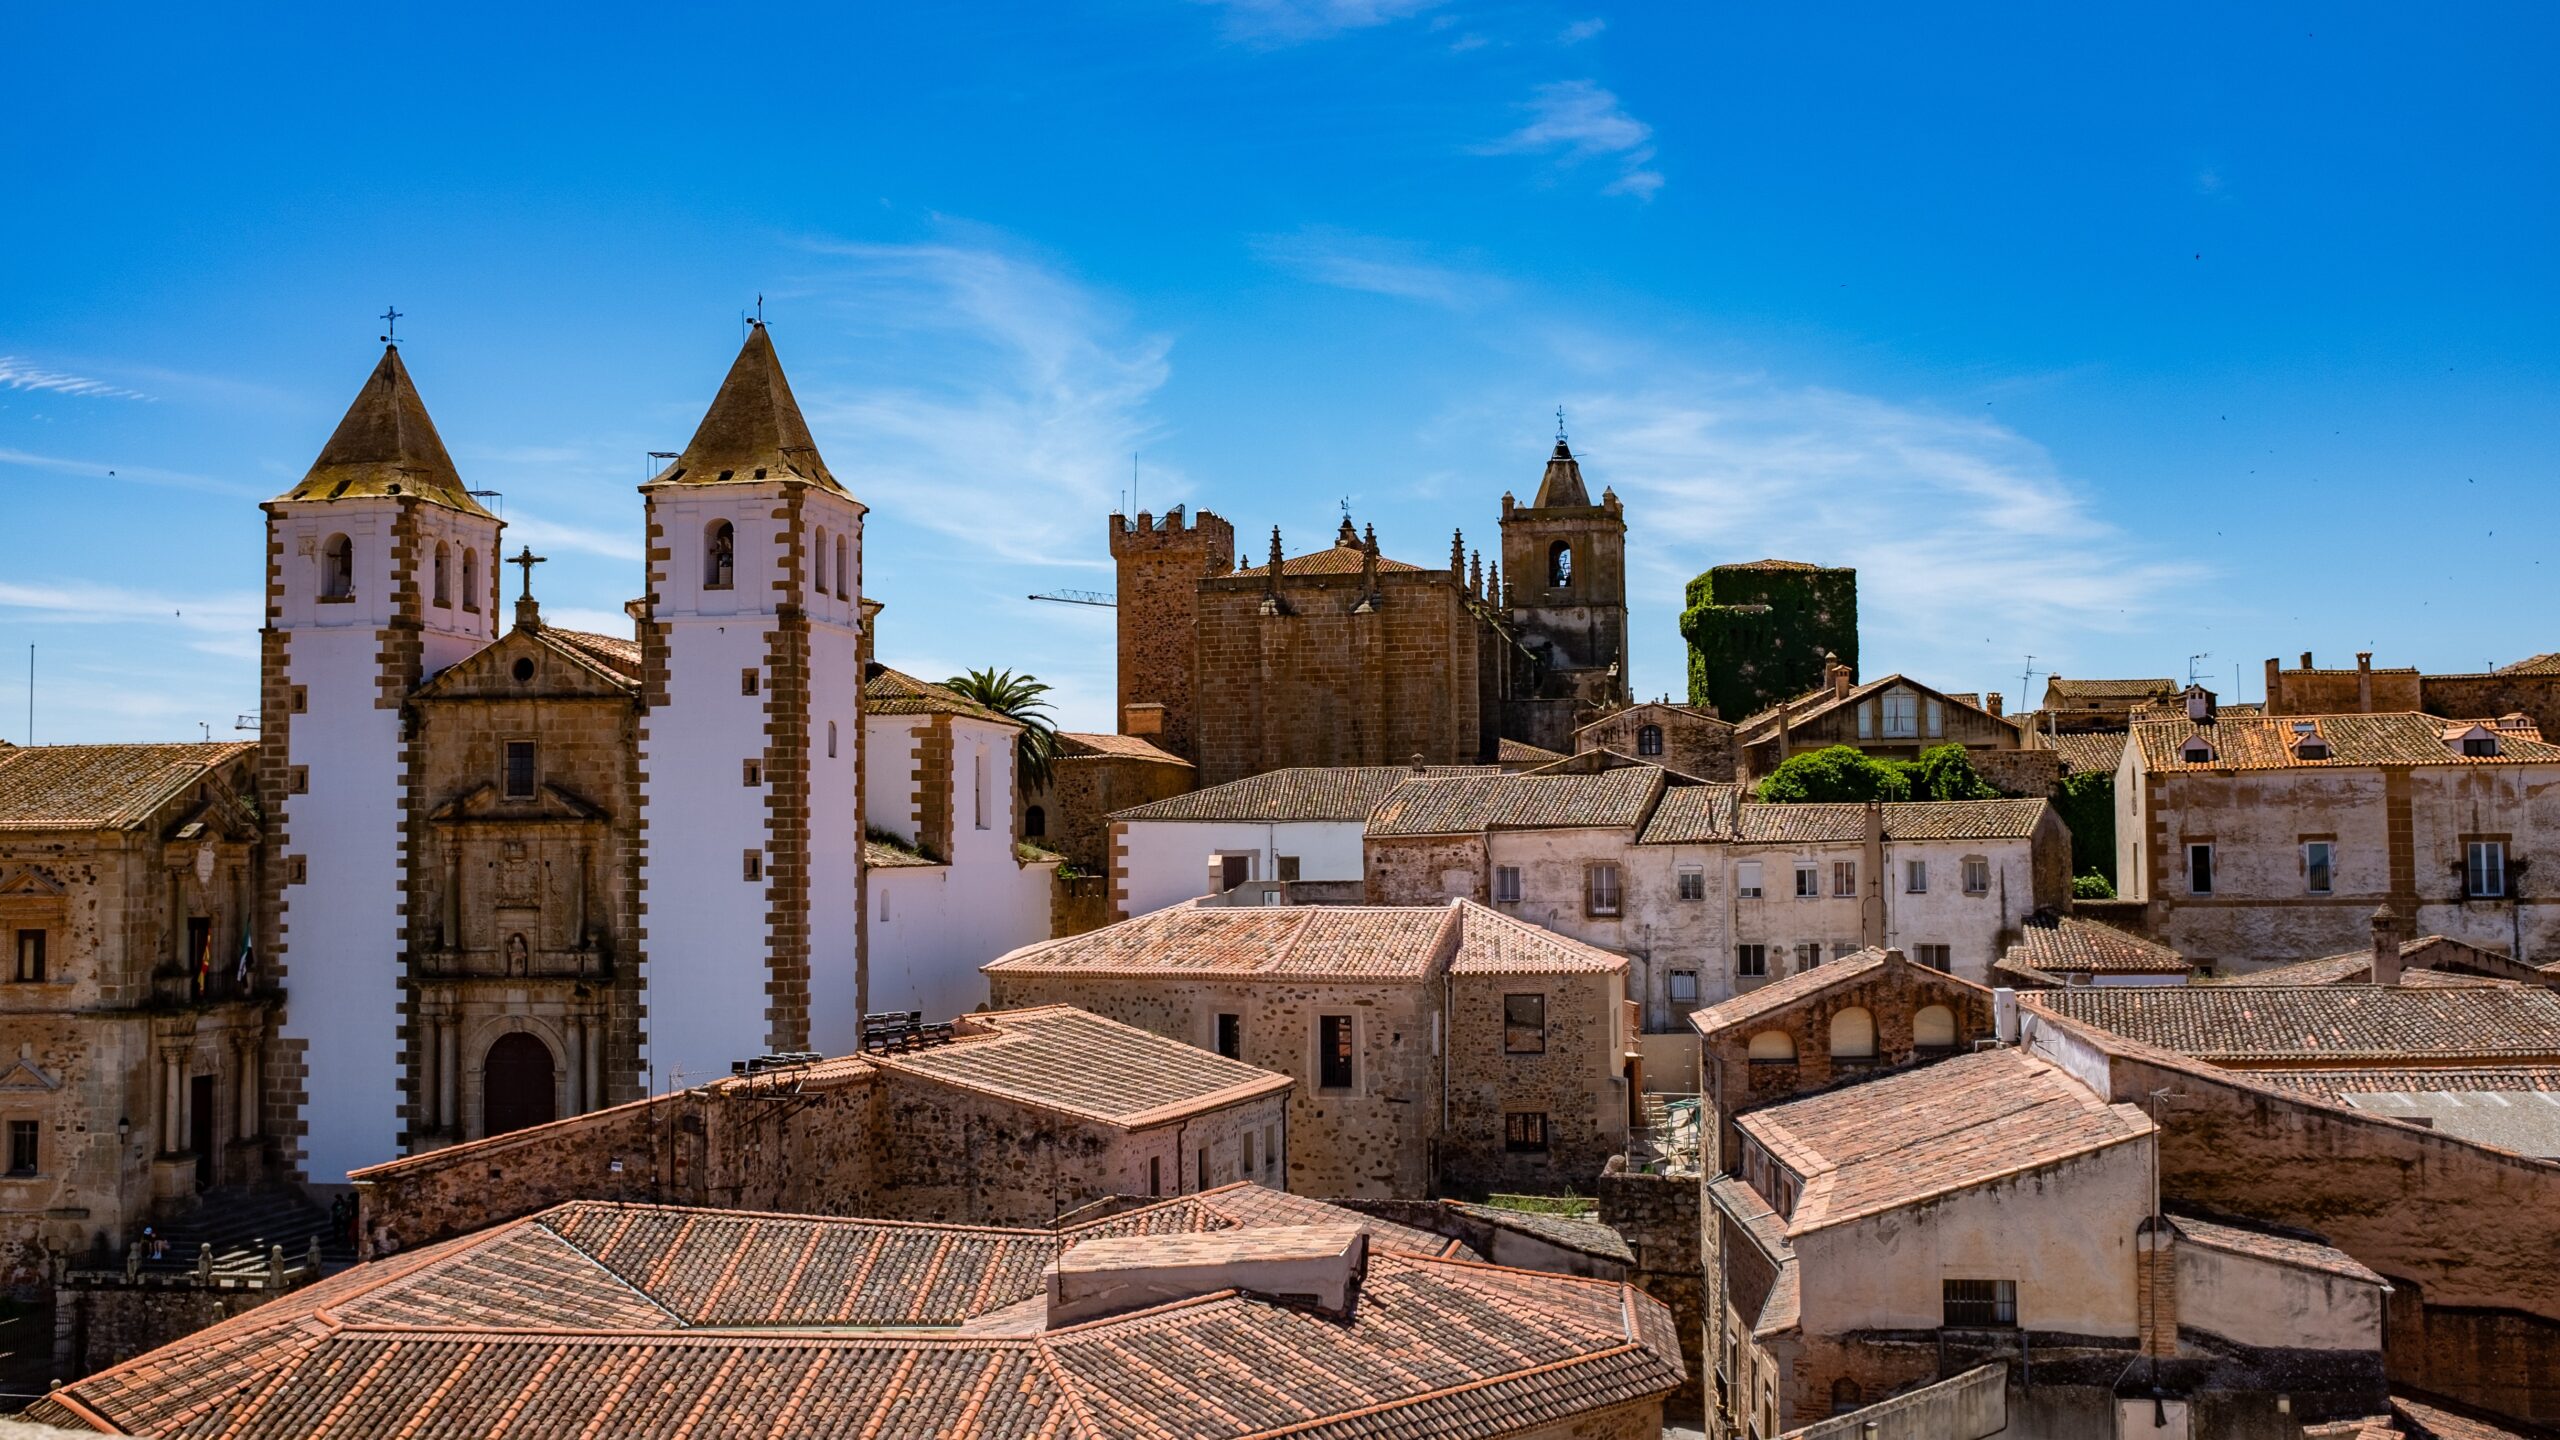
[5,2,2556,742]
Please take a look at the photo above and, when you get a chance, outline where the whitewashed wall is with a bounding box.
[1117,819,1366,918]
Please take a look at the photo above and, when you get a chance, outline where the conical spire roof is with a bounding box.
[1531,438,1591,508]
[649,323,845,493]
[277,346,487,514]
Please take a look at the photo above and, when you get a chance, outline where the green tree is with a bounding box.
[1908,743,2001,801]
[1755,745,1911,803]
[2052,769,2117,885]
[2073,873,2116,900]
[944,668,1060,792]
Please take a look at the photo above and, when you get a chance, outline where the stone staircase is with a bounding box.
[140,1187,357,1277]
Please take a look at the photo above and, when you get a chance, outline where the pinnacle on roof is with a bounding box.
[276,346,488,514]
[648,323,847,494]
[1532,437,1592,508]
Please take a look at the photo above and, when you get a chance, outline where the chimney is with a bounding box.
[2136,1218,2179,1359]
[1985,691,2004,718]
[2371,905,2405,986]
[1046,1226,1366,1329]
[2356,652,2375,713]
[2264,657,2281,709]
[1825,653,1852,699]
[2301,651,2314,670]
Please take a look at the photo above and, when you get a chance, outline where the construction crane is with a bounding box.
[1027,589,1117,608]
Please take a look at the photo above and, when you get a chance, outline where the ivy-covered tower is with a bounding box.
[1680,558,1858,720]
[1497,437,1630,751]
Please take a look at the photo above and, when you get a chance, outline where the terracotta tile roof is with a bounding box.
[2388,1393,2546,1438]
[1739,1048,2151,1236]
[2130,698,2264,722]
[1706,1178,1798,1338]
[1571,701,1726,737]
[2131,711,2560,771]
[1446,1202,1636,1264]
[1112,764,1491,823]
[1690,949,1892,1037]
[1635,783,1745,844]
[2498,652,2560,676]
[1229,538,1427,578]
[2051,730,2129,774]
[862,664,1019,725]
[2003,913,2191,976]
[2229,951,2513,990]
[2241,1066,2560,1101]
[987,901,1622,983]
[0,742,255,832]
[545,627,642,680]
[1497,737,1567,765]
[1055,731,1192,765]
[872,1006,1289,1129]
[1143,1183,1468,1259]
[1730,797,2051,844]
[2167,1212,2385,1285]
[864,838,938,869]
[2047,677,2178,701]
[36,1192,1681,1440]
[1365,766,1665,836]
[2034,986,2560,1064]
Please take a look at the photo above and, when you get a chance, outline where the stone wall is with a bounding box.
[2423,672,2560,738]
[1049,871,1110,939]
[55,1272,298,1377]
[1109,509,1235,761]
[1501,1397,1665,1440]
[1598,1160,1705,1420]
[1576,705,1736,782]
[1043,750,1194,874]
[1365,834,1494,905]
[1972,747,2061,798]
[1442,969,1627,1195]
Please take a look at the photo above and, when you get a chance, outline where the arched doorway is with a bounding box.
[482,1033,556,1137]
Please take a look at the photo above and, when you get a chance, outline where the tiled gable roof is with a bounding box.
[1635,784,1745,844]
[2498,652,2560,676]
[1230,539,1427,578]
[1056,731,1192,765]
[1366,766,1664,836]
[1690,949,1891,1036]
[871,1005,1289,1129]
[1448,904,1628,975]
[2134,711,2560,772]
[0,742,255,832]
[35,1191,1681,1440]
[2034,986,2560,1063]
[1730,797,2051,844]
[987,901,1622,983]
[2051,730,2129,774]
[2231,947,2516,990]
[1739,1048,2151,1236]
[2003,913,2191,976]
[1112,765,1492,823]
[2242,1066,2560,1101]
[1446,1201,1636,1264]
[1497,737,1567,765]
[1736,672,2013,742]
[2167,1213,2384,1286]
[546,627,642,680]
[862,664,1019,725]
[2046,677,2178,701]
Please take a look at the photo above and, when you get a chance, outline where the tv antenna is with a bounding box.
[2187,652,2212,687]
[2018,655,2040,714]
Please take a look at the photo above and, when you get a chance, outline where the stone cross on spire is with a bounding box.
[510,544,547,630]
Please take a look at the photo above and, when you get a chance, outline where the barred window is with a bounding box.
[1943,1278,2017,1327]
[1505,1112,1549,1152]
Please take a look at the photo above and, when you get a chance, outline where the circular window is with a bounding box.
[512,657,535,683]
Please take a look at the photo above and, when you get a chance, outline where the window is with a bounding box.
[1318,1016,1354,1089]
[1962,857,1991,895]
[742,759,762,787]
[1914,1003,1957,1048]
[1736,944,1768,978]
[1198,1148,1210,1191]
[2463,735,2501,758]
[2468,841,2508,899]
[320,534,354,599]
[705,521,736,589]
[1677,866,1705,901]
[2187,843,2214,896]
[1915,944,1951,972]
[6,1120,35,1177]
[1943,1278,2018,1328]
[1669,970,1700,1004]
[503,741,536,799]
[1504,993,1547,1054]
[1926,699,1943,737]
[1547,541,1572,588]
[741,668,760,696]
[1881,689,1918,738]
[1276,855,1300,882]
[827,720,838,758]
[1796,942,1821,971]
[13,931,44,984]
[1637,724,1663,756]
[742,851,763,882]
[814,527,829,594]
[1829,1006,1877,1060]
[461,549,479,611]
[1218,853,1251,891]
[1586,864,1622,917]
[1795,864,1819,899]
[835,535,850,599]
[1737,861,1763,899]
[1505,1112,1549,1152]
[1493,865,1522,903]
[432,542,451,607]
[973,750,990,830]
[1747,1030,1796,1064]
[1215,1013,1242,1061]
[2296,736,2332,761]
[2181,737,2215,764]
[1831,1379,1864,1417]
[1025,805,1047,838]
[1241,1129,1256,1175]
[1831,861,1857,898]
[1149,1156,1162,1197]
[2303,841,2334,895]
[1905,859,1928,894]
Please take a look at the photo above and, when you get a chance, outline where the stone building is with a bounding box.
[983,900,1633,1199]
[1707,1047,2388,1438]
[0,744,267,1288]
[2114,703,2560,969]
[1026,730,1192,874]
[36,1186,1685,1440]
[2266,648,2560,741]
[859,659,1055,1023]
[2038,675,2177,732]
[1733,662,2052,792]
[1108,438,1631,787]
[1680,558,1857,724]
[1573,699,1736,781]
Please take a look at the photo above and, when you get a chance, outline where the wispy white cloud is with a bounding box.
[0,447,260,499]
[796,233,1173,567]
[0,579,262,660]
[1193,0,1441,43]
[1480,80,1663,198]
[0,356,152,401]
[1251,227,1503,310]
[504,509,645,563]
[1558,17,1606,43]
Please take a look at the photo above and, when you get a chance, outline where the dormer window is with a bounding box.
[2293,733,2331,761]
[2444,724,2502,758]
[2464,736,2500,758]
[2181,737,2216,764]
[706,521,736,590]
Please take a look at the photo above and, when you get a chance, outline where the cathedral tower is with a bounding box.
[635,324,866,1083]
[1497,436,1629,750]
[1109,506,1234,759]
[262,346,501,1181]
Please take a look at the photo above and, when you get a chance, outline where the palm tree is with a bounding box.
[944,668,1060,792]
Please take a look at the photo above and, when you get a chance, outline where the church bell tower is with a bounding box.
[1497,431,1630,751]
